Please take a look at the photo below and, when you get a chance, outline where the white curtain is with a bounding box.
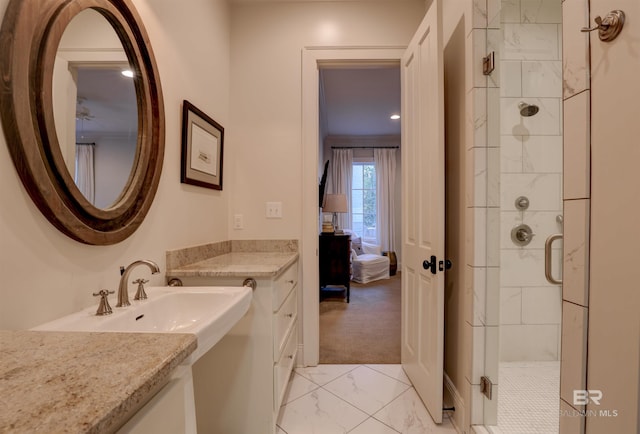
[75,144,95,205]
[330,148,353,231]
[374,148,396,251]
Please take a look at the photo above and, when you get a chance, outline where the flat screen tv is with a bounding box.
[319,160,329,208]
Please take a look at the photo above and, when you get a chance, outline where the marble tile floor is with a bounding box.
[277,364,458,434]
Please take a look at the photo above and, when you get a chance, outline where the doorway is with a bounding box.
[317,65,402,364]
[301,48,406,367]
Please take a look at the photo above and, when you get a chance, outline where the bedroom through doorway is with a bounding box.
[318,65,402,364]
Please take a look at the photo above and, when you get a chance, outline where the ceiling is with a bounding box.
[75,66,138,140]
[319,66,401,138]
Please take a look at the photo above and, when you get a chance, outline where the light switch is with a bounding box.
[233,214,244,229]
[266,202,282,218]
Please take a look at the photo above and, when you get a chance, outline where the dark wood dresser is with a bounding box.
[319,233,351,302]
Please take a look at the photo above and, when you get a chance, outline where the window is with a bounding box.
[351,163,377,243]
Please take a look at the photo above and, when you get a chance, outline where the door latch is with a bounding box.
[423,255,437,275]
[423,256,453,274]
[439,259,452,272]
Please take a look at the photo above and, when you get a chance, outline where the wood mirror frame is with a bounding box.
[0,0,164,245]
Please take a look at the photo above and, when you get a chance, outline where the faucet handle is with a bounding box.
[132,278,149,301]
[92,290,114,316]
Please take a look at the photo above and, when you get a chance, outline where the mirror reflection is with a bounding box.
[53,8,138,209]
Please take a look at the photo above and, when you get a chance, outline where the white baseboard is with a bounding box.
[444,371,465,433]
[296,343,305,367]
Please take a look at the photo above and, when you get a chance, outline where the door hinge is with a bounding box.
[480,376,493,400]
[482,51,495,76]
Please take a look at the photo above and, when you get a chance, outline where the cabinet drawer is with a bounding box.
[273,261,298,311]
[273,288,297,361]
[274,322,298,409]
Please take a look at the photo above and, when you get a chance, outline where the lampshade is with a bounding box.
[323,194,348,213]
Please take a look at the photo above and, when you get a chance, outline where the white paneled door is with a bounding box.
[400,0,445,424]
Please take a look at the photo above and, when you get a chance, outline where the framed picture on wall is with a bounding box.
[181,100,224,190]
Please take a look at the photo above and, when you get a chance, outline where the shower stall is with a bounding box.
[484,1,564,433]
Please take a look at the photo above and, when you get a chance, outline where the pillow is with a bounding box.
[351,237,364,255]
[362,241,382,256]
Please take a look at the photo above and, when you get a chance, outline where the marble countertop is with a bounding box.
[167,251,298,278]
[0,330,197,433]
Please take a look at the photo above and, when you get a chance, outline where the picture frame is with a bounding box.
[181,100,224,190]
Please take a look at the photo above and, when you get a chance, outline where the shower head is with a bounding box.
[518,102,539,117]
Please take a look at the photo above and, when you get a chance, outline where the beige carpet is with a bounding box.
[319,273,401,364]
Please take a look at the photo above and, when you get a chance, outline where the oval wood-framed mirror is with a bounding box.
[0,0,164,245]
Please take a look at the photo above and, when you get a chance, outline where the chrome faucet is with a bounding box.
[117,260,160,307]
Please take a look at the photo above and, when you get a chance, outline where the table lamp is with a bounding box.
[323,194,348,234]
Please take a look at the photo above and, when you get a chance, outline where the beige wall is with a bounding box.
[0,0,231,330]
[585,0,640,431]
[227,1,425,239]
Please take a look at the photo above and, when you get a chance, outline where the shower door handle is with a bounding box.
[545,234,563,285]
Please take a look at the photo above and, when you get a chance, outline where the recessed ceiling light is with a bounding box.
[390,114,400,120]
[121,69,134,78]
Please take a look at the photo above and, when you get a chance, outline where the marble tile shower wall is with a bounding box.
[559,0,590,431]
[498,0,564,362]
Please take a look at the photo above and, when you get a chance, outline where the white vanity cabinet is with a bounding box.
[179,258,299,434]
[117,366,196,434]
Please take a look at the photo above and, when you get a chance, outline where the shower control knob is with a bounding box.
[515,196,530,211]
[511,224,535,247]
[515,229,531,242]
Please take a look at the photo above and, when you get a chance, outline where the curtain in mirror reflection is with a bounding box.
[75,143,95,205]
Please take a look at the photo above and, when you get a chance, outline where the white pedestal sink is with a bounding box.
[32,286,251,434]
[33,286,252,365]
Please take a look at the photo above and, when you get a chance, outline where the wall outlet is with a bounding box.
[266,202,282,218]
[233,214,244,229]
